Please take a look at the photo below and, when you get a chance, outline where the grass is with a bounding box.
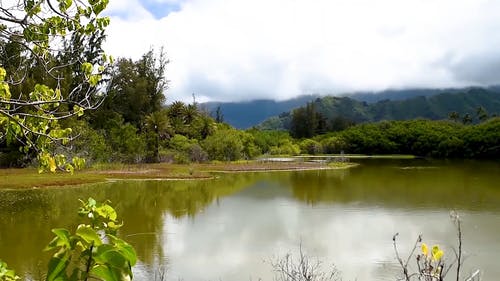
[0,168,107,189]
[0,160,358,189]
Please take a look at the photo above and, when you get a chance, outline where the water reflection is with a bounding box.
[0,160,499,280]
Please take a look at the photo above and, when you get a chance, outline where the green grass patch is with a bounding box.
[0,160,360,189]
[0,168,106,189]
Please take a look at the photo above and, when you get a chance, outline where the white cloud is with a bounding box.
[105,0,154,20]
[104,0,500,102]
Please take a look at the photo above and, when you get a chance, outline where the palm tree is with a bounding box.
[145,110,171,162]
[184,103,199,124]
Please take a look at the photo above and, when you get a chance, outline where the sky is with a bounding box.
[103,0,500,103]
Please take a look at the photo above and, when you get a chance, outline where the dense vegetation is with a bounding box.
[313,118,500,158]
[2,42,500,166]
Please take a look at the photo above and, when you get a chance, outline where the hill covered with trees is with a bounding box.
[258,88,500,136]
[202,95,319,129]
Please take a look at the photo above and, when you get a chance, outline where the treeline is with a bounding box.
[308,118,500,158]
[2,44,499,166]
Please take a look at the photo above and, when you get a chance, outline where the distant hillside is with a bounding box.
[348,88,459,103]
[258,87,500,130]
[201,87,500,129]
[201,95,319,129]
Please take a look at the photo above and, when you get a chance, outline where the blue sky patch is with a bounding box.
[142,1,182,19]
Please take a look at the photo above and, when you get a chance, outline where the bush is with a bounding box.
[202,129,244,161]
[299,139,323,155]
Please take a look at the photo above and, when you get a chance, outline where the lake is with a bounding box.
[1,159,499,280]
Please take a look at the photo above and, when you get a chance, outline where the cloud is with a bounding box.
[104,0,500,102]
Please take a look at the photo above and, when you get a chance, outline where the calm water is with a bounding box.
[1,159,500,281]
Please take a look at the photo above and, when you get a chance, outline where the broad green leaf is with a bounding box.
[97,249,127,269]
[90,265,118,281]
[46,252,70,281]
[96,204,117,221]
[76,225,102,246]
[45,228,72,251]
[111,236,137,266]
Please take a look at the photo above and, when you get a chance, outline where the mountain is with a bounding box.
[201,95,319,129]
[201,87,500,129]
[258,87,500,130]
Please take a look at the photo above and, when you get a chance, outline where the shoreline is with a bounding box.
[0,161,358,189]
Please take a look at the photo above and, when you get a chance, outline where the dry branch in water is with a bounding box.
[271,244,341,281]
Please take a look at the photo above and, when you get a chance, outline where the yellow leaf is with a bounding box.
[432,245,444,261]
[433,250,444,261]
[421,243,429,256]
[49,157,57,173]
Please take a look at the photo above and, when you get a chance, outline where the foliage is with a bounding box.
[325,119,500,158]
[45,198,136,281]
[107,122,146,163]
[202,129,244,161]
[299,139,323,155]
[318,136,347,154]
[248,130,293,154]
[0,260,19,281]
[92,49,168,129]
[269,139,301,156]
[0,0,111,171]
[64,121,111,164]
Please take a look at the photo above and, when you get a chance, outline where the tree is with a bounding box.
[462,113,473,125]
[476,106,488,122]
[93,49,168,129]
[214,106,224,123]
[145,110,171,162]
[0,0,111,171]
[448,111,460,122]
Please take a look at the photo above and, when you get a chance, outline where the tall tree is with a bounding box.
[92,49,168,129]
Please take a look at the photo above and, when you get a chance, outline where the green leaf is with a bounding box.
[76,225,102,246]
[81,62,93,75]
[109,235,137,266]
[97,249,127,269]
[95,204,117,221]
[90,265,119,281]
[73,105,85,117]
[109,236,136,266]
[88,198,97,207]
[45,228,72,251]
[46,252,70,281]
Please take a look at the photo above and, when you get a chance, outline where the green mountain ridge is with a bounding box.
[258,88,500,131]
[202,87,500,129]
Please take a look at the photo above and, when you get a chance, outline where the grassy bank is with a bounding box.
[0,161,358,189]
